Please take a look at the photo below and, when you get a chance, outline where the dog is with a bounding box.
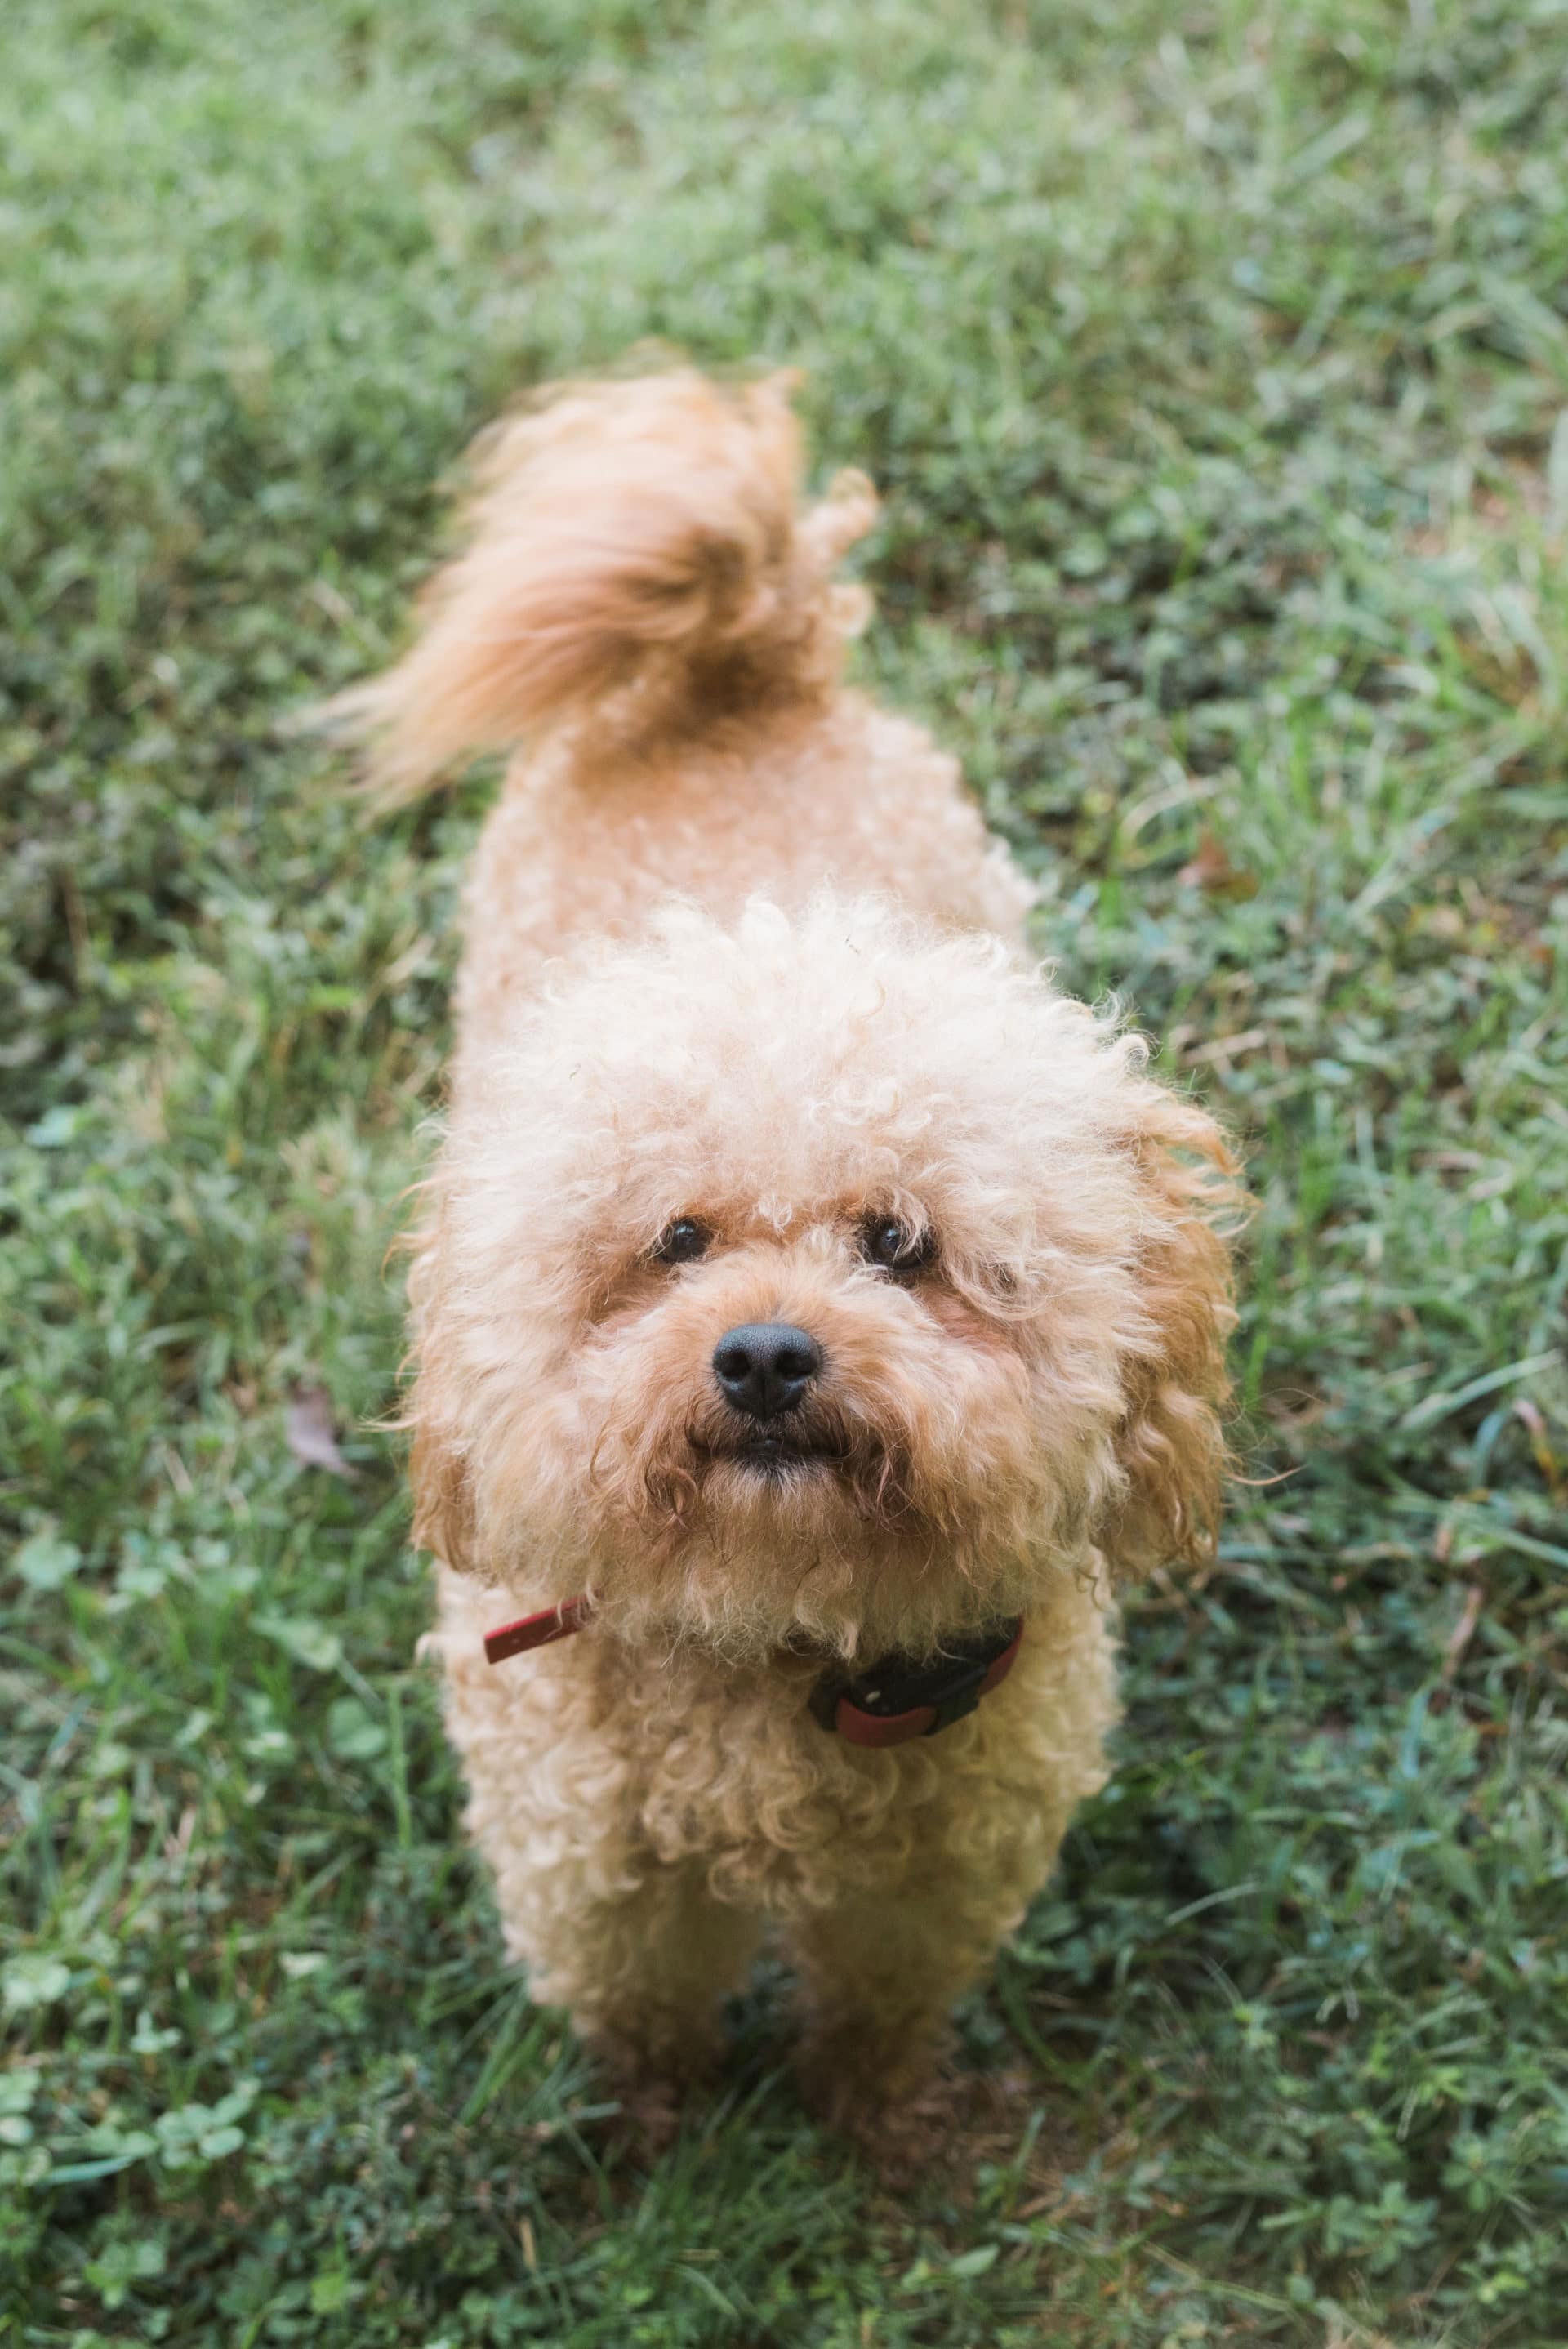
[327,368,1241,2155]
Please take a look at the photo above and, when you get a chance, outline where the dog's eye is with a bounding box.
[859,1215,933,1273]
[653,1217,711,1266]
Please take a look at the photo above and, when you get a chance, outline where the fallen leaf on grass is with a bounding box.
[285,1386,356,1479]
[1178,828,1259,900]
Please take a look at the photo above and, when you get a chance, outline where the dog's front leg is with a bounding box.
[787,1877,1024,2170]
[498,1854,760,2139]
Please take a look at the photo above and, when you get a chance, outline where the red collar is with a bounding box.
[806,1618,1023,1745]
[482,1598,1023,1749]
[483,1593,595,1663]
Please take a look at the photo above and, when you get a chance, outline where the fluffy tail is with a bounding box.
[321,368,878,800]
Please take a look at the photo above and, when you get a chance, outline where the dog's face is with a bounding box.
[410,896,1238,1661]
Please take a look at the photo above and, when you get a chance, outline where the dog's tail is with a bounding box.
[319,369,878,801]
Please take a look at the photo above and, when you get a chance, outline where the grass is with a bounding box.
[3,0,1567,2339]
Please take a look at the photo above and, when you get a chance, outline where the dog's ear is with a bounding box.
[1097,1082,1245,1580]
[401,1219,482,1575]
[408,1415,478,1574]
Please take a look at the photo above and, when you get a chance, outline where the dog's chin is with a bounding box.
[694,1450,844,1523]
[595,1408,1035,1660]
[723,1457,838,1508]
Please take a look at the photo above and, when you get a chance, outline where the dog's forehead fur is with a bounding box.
[457,894,1151,1270]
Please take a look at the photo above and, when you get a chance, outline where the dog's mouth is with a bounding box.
[633,1405,927,1543]
[694,1418,848,1476]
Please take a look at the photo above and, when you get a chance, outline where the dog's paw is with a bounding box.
[795,2026,947,2182]
[609,2066,688,2157]
[798,2033,1040,2188]
[592,2025,722,2161]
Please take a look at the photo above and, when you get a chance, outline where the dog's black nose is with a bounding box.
[712,1322,824,1420]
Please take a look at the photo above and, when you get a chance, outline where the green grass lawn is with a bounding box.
[4,1,1568,2340]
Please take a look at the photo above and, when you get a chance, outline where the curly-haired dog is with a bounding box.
[329,370,1242,2152]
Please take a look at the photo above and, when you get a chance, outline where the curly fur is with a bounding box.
[332,368,1244,2142]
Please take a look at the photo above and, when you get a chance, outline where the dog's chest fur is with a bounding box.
[431,1570,1119,1922]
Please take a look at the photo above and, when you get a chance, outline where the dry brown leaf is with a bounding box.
[1178,827,1259,900]
[286,1384,356,1479]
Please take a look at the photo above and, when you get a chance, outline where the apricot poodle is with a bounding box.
[327,368,1242,2152]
